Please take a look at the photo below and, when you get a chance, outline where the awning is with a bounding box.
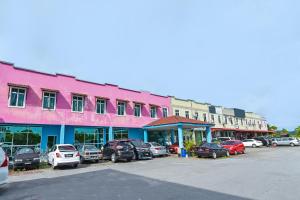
[133,101,145,105]
[212,128,274,133]
[95,96,110,100]
[116,98,129,102]
[149,103,161,108]
[71,92,87,97]
[41,88,59,93]
[7,83,29,88]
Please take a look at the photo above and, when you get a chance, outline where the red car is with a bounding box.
[168,143,179,154]
[221,140,245,155]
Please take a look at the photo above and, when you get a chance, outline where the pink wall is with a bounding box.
[0,61,171,128]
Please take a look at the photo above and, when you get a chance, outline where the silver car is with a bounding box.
[77,145,101,163]
[146,142,168,157]
[272,138,300,147]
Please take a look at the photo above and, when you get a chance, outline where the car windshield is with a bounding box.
[131,140,144,147]
[84,145,98,151]
[150,142,161,147]
[17,148,34,155]
[222,141,236,145]
[58,145,76,152]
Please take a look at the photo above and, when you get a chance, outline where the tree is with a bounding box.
[268,124,278,131]
[295,126,300,138]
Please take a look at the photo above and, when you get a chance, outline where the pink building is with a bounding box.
[0,61,171,154]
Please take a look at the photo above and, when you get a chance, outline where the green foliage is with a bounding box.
[184,140,195,153]
[295,126,300,138]
[268,124,278,131]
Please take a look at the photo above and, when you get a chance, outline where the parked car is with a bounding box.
[168,143,180,154]
[102,140,134,163]
[254,137,271,146]
[217,137,232,142]
[221,140,245,155]
[272,138,300,147]
[242,139,263,148]
[146,142,168,157]
[129,140,152,160]
[196,143,229,159]
[0,145,9,187]
[48,144,80,169]
[13,147,40,170]
[77,144,101,163]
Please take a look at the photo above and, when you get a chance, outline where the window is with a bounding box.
[218,116,222,124]
[185,111,189,119]
[9,87,26,108]
[211,115,215,123]
[114,128,128,140]
[230,118,233,125]
[134,104,141,117]
[72,95,84,112]
[241,119,244,125]
[224,116,228,124]
[117,101,126,116]
[175,109,180,116]
[42,91,56,110]
[194,112,199,120]
[150,106,157,118]
[203,113,207,122]
[74,127,105,148]
[96,99,106,114]
[162,108,168,118]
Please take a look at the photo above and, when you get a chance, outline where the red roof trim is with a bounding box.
[212,128,274,133]
[146,116,212,127]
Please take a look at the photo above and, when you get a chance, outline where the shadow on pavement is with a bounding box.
[0,169,253,200]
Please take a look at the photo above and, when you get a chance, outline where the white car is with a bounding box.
[242,139,263,148]
[0,146,9,187]
[146,142,168,157]
[48,144,80,169]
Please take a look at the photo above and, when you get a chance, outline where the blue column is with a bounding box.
[103,128,107,144]
[171,129,175,144]
[60,125,65,144]
[143,129,148,143]
[206,127,212,143]
[108,126,113,141]
[178,125,184,149]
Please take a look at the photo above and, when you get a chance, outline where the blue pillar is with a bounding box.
[143,129,148,143]
[103,128,107,144]
[178,125,184,149]
[171,129,175,144]
[108,126,113,141]
[206,127,212,143]
[60,125,65,144]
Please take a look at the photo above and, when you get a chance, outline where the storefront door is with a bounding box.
[47,135,57,149]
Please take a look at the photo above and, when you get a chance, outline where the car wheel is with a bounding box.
[290,143,295,147]
[252,144,256,148]
[242,149,246,154]
[132,153,137,160]
[73,164,78,168]
[212,152,217,159]
[111,153,117,163]
[80,156,84,164]
[126,158,132,162]
[95,159,99,163]
[234,151,238,155]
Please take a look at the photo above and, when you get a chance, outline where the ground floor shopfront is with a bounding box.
[0,124,146,157]
[212,128,273,140]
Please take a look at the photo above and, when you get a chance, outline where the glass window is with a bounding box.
[117,101,126,115]
[211,115,215,123]
[163,108,168,118]
[203,113,207,122]
[114,128,128,140]
[96,99,106,114]
[134,104,141,117]
[218,116,222,124]
[74,128,105,148]
[194,112,199,120]
[9,87,26,107]
[0,126,42,158]
[150,106,157,118]
[72,95,84,112]
[185,111,189,119]
[43,91,56,110]
[175,110,180,116]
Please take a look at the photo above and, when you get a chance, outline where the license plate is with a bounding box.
[25,162,31,165]
[65,154,73,157]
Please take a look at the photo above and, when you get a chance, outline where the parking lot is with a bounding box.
[1,147,300,200]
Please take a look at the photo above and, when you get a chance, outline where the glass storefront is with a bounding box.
[74,127,107,148]
[113,128,128,140]
[0,125,42,158]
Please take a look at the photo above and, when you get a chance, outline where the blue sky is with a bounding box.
[0,1,299,130]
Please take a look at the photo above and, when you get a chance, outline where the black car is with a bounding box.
[129,139,152,160]
[196,143,229,159]
[13,147,40,170]
[102,140,134,163]
[254,137,271,146]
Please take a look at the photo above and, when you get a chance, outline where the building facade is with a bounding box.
[0,61,171,156]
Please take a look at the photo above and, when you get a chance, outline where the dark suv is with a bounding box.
[254,137,271,146]
[102,140,134,163]
[128,139,152,160]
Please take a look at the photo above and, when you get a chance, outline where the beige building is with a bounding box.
[171,97,270,141]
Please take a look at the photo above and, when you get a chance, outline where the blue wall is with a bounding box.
[128,128,144,140]
[65,126,75,144]
[41,125,61,152]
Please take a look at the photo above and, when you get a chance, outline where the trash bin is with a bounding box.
[181,149,187,158]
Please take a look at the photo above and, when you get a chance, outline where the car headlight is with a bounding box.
[15,159,23,162]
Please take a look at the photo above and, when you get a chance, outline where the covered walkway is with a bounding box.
[143,116,214,149]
